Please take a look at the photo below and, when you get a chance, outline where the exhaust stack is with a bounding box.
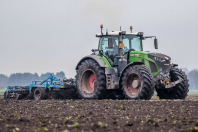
[118,30,127,75]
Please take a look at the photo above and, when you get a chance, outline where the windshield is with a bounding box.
[99,35,142,66]
[99,35,142,53]
[123,35,142,52]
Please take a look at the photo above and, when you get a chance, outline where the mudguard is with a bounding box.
[75,55,106,70]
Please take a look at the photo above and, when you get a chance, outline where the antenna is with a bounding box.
[120,26,121,31]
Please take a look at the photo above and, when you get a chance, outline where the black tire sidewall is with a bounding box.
[156,67,189,99]
[121,65,155,100]
[76,60,105,99]
[34,87,46,100]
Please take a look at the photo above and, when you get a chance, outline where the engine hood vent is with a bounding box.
[148,53,171,73]
[148,53,171,60]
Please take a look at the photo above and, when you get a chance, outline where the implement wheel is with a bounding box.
[75,59,106,99]
[156,67,189,99]
[121,65,155,99]
[34,87,46,100]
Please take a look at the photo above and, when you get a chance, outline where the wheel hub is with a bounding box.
[81,70,97,94]
[132,79,140,88]
[126,73,141,96]
[89,74,96,90]
[36,91,41,98]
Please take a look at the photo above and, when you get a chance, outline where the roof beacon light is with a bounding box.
[100,24,103,35]
[130,26,133,33]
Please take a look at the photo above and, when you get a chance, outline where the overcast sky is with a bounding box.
[0,0,198,77]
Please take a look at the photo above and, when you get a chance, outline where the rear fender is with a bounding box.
[119,62,144,88]
[75,55,106,70]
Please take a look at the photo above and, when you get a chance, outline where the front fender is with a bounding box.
[75,55,106,70]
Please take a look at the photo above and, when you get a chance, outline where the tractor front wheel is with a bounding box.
[121,65,155,99]
[156,67,189,99]
[75,59,106,99]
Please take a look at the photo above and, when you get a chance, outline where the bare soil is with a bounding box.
[0,95,198,132]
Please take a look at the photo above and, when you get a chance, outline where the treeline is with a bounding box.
[187,69,198,90]
[0,71,66,88]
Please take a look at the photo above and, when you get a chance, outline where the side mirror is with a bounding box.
[154,38,158,49]
[108,38,113,48]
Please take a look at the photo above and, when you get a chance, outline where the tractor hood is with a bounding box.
[130,51,171,61]
[129,51,171,74]
[147,52,171,73]
[147,53,171,61]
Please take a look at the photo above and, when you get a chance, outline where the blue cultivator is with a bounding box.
[4,74,76,100]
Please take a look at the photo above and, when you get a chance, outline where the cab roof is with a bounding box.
[96,31,143,37]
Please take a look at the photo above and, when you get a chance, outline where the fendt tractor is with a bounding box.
[75,25,189,100]
[4,25,189,100]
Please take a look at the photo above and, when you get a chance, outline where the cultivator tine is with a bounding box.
[5,86,30,100]
[63,78,76,89]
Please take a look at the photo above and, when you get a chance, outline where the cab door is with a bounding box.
[99,36,119,66]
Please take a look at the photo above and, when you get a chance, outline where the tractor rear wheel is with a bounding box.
[34,87,46,100]
[75,59,106,99]
[121,65,155,99]
[156,67,189,99]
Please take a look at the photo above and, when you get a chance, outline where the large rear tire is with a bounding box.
[75,59,106,99]
[156,67,189,99]
[121,65,155,99]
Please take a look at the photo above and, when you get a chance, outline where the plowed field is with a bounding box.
[0,95,198,132]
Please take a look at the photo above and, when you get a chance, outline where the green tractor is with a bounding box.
[75,25,189,99]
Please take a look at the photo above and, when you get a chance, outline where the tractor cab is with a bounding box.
[96,25,145,67]
[95,25,158,68]
[98,34,143,66]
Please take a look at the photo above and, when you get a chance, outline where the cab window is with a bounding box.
[99,36,119,65]
[99,36,119,53]
[123,35,142,53]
